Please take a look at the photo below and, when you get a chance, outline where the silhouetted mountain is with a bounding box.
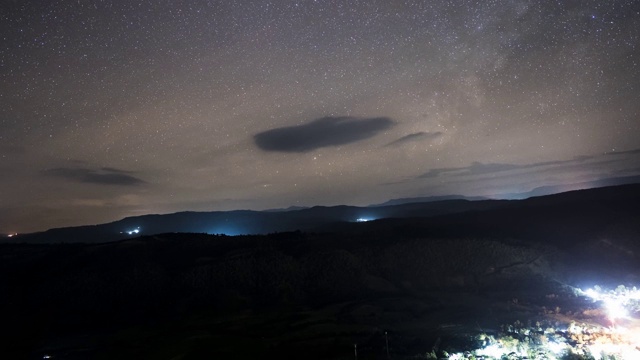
[264,205,310,212]
[8,183,640,245]
[3,183,640,358]
[494,175,640,199]
[368,194,488,207]
[10,199,507,244]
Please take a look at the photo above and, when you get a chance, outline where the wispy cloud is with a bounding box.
[419,149,640,179]
[254,116,394,152]
[42,167,146,186]
[385,131,443,147]
[419,157,595,179]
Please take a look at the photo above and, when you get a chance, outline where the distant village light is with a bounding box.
[123,227,141,235]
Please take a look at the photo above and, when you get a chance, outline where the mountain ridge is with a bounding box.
[5,182,639,244]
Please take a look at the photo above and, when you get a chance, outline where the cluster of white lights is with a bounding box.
[122,227,141,235]
[444,285,640,360]
[446,329,574,360]
[575,285,640,359]
[578,285,640,322]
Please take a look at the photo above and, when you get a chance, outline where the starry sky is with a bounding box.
[1,0,640,234]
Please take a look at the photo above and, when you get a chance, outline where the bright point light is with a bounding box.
[583,288,601,300]
[356,217,373,222]
[605,298,628,320]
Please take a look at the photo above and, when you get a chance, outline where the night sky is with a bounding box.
[1,1,639,234]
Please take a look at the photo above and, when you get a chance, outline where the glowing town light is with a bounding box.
[587,343,640,360]
[545,339,569,355]
[474,343,506,358]
[571,285,640,358]
[356,217,374,222]
[441,285,640,360]
[604,298,628,321]
[123,227,141,235]
[7,233,17,238]
[206,227,243,236]
[579,285,640,322]
[583,288,601,300]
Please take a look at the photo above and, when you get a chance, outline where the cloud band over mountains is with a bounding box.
[254,116,394,152]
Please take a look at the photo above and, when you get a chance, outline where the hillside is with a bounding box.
[2,184,640,359]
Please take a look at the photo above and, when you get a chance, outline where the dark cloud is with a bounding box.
[100,167,134,174]
[254,116,394,152]
[419,156,595,179]
[385,131,443,147]
[43,167,146,186]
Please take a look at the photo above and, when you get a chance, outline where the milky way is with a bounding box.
[1,1,639,233]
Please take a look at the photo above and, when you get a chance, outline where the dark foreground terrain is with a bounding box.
[2,184,640,359]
